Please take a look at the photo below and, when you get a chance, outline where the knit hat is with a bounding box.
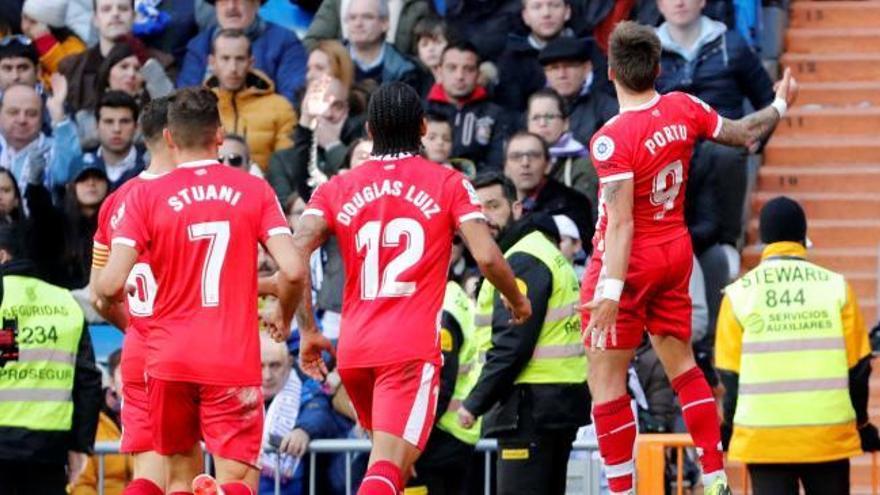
[759,196,807,244]
[22,0,68,29]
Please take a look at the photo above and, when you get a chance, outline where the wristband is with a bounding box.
[601,278,624,302]
[770,97,787,118]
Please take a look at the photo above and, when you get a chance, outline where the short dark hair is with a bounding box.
[441,40,480,64]
[0,223,24,260]
[608,21,661,93]
[424,112,451,127]
[504,131,550,162]
[472,171,517,203]
[367,82,424,157]
[140,95,174,143]
[212,28,252,56]
[93,0,135,13]
[0,37,38,66]
[167,87,221,150]
[97,90,139,122]
[527,88,568,119]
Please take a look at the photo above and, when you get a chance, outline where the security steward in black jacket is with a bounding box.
[0,224,102,495]
[457,173,590,495]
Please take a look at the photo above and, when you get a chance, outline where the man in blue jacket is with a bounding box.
[177,0,307,103]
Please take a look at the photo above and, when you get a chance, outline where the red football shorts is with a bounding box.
[146,376,264,467]
[338,360,439,450]
[119,332,150,454]
[581,233,693,349]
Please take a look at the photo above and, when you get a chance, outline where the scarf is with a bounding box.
[260,372,303,480]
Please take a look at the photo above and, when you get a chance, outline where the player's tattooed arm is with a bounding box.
[600,178,634,282]
[714,107,780,150]
[291,214,330,334]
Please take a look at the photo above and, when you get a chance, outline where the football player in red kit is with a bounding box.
[581,22,798,495]
[97,88,309,495]
[278,82,531,495]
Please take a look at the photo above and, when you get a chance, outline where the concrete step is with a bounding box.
[752,192,880,220]
[798,82,880,108]
[764,137,880,166]
[781,53,880,82]
[774,107,880,137]
[747,219,880,248]
[757,166,880,193]
[787,27,880,54]
[790,1,880,29]
[742,245,878,273]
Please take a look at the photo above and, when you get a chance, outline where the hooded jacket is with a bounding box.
[425,84,512,172]
[655,16,774,120]
[206,68,297,171]
[178,19,307,103]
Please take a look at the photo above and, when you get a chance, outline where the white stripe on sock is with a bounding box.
[681,397,715,412]
[362,475,398,494]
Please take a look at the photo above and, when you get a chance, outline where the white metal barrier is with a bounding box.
[93,438,603,495]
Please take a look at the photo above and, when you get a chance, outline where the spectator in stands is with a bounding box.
[494,0,573,112]
[632,337,676,433]
[412,17,449,89]
[69,91,145,191]
[206,29,296,171]
[538,36,617,147]
[58,0,173,113]
[342,0,420,86]
[0,35,39,90]
[304,0,431,56]
[25,160,109,289]
[306,40,355,91]
[71,348,133,495]
[19,0,86,83]
[0,168,22,226]
[220,133,263,176]
[95,36,175,108]
[268,76,364,202]
[178,0,308,103]
[552,213,583,274]
[425,41,511,171]
[655,0,775,250]
[526,88,597,221]
[443,0,521,61]
[0,81,80,192]
[135,0,216,62]
[503,131,592,245]
[422,112,454,165]
[716,197,880,494]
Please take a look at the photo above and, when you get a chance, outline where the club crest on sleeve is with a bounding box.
[592,135,615,161]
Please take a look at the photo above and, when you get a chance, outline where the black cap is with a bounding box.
[538,37,593,66]
[73,163,109,183]
[759,196,807,244]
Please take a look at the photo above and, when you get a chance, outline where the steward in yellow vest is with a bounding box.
[715,197,879,495]
[407,280,480,494]
[0,225,103,494]
[460,174,590,495]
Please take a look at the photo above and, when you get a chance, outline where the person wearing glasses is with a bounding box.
[220,133,263,176]
[526,87,598,224]
[502,131,593,247]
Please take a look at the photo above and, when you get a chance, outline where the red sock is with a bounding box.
[167,492,192,495]
[671,366,724,475]
[358,460,402,495]
[123,479,164,495]
[219,482,254,495]
[593,394,637,493]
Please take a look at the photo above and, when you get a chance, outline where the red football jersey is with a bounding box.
[93,172,163,377]
[112,160,290,386]
[304,155,484,368]
[589,92,721,250]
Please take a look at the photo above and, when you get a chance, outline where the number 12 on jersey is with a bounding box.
[356,218,425,300]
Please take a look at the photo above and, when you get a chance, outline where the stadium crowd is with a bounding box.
[0,0,873,494]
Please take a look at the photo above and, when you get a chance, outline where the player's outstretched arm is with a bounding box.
[96,245,139,309]
[459,219,532,324]
[585,178,634,350]
[290,214,335,381]
[714,67,799,150]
